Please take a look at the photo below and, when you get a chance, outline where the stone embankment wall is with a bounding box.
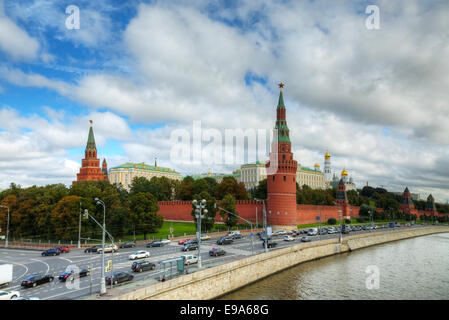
[106,226,449,300]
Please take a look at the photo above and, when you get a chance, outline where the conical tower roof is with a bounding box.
[86,120,97,152]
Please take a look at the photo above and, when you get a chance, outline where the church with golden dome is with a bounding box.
[330,167,357,191]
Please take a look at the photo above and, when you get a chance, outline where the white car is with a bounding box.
[200,235,211,241]
[283,235,295,242]
[0,290,20,300]
[129,251,150,260]
[181,254,198,265]
[97,244,118,254]
[160,239,171,244]
[273,230,287,236]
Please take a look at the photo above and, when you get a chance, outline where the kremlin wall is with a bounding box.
[75,85,445,227]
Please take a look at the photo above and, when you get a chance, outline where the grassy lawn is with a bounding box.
[118,221,257,242]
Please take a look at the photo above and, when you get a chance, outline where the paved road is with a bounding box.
[0,224,436,300]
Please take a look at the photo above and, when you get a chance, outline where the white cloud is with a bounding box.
[0,0,40,60]
[1,1,449,202]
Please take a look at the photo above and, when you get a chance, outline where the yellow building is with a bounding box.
[108,162,182,190]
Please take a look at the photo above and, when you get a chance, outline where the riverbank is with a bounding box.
[96,226,449,300]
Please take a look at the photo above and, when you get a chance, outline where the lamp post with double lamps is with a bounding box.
[192,199,208,269]
[254,198,268,253]
[95,198,107,295]
[0,205,10,248]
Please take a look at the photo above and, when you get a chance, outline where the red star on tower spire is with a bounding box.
[278,82,285,89]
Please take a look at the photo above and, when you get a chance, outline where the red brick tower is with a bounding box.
[425,194,438,219]
[102,159,108,180]
[335,179,349,217]
[266,83,298,226]
[399,187,415,214]
[74,120,108,184]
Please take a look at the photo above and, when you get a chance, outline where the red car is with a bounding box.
[57,246,70,253]
[178,239,192,245]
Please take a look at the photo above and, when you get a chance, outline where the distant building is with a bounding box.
[296,164,327,190]
[330,168,356,191]
[108,162,182,190]
[74,121,108,184]
[238,162,267,190]
[392,191,420,201]
[191,171,241,184]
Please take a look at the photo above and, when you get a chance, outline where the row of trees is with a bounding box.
[0,175,248,241]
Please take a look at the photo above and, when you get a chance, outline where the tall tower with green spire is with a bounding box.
[74,120,108,184]
[266,83,298,226]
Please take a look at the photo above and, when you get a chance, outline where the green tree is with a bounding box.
[220,193,238,228]
[215,177,248,200]
[254,178,267,200]
[129,192,163,240]
[51,195,81,241]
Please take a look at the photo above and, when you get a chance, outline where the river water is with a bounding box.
[220,233,449,300]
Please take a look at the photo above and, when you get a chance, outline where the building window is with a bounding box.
[273,176,275,181]
[283,176,286,181]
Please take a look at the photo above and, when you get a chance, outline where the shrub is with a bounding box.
[327,218,337,225]
[344,219,351,224]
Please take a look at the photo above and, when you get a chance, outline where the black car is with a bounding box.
[216,237,233,245]
[41,248,60,256]
[185,238,199,245]
[131,260,156,273]
[119,242,136,249]
[58,269,89,282]
[21,274,54,288]
[147,240,168,248]
[84,245,101,253]
[262,240,277,248]
[105,272,134,285]
[209,248,226,256]
[182,243,198,251]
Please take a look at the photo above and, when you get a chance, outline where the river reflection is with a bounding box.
[220,233,449,300]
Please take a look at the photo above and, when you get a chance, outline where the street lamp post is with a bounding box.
[0,205,10,248]
[338,209,342,243]
[255,198,268,253]
[95,198,107,295]
[78,202,82,249]
[192,199,207,269]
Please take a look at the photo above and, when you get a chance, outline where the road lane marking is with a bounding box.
[31,259,50,275]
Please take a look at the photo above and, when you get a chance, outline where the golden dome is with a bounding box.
[314,163,320,167]
[341,168,348,176]
[325,150,331,159]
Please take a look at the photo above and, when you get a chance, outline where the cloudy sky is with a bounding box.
[0,0,448,202]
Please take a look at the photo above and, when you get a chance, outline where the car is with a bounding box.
[209,248,226,256]
[227,231,241,237]
[185,238,199,245]
[231,233,243,240]
[11,297,39,300]
[58,269,89,282]
[131,260,156,273]
[129,250,150,260]
[318,228,328,235]
[216,237,233,245]
[178,239,192,245]
[105,272,133,286]
[97,244,118,254]
[181,254,198,265]
[119,241,136,248]
[283,235,295,241]
[327,227,336,234]
[84,245,101,253]
[273,230,287,236]
[160,239,171,245]
[147,241,168,247]
[21,274,54,288]
[182,243,198,251]
[56,246,70,253]
[300,236,311,242]
[0,290,20,300]
[200,235,211,241]
[41,248,60,256]
[307,228,318,236]
[262,240,277,248]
